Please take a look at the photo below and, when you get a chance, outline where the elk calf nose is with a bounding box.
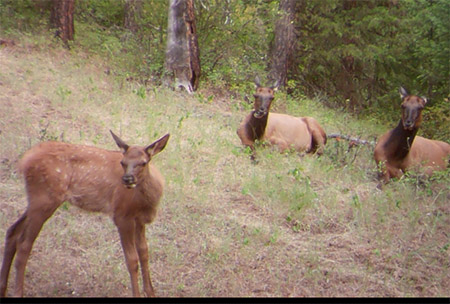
[122,175,136,187]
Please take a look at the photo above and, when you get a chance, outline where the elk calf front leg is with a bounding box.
[135,221,155,297]
[115,218,141,297]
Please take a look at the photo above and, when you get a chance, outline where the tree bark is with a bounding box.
[165,0,201,93]
[337,0,359,111]
[268,0,299,88]
[124,0,142,33]
[50,0,75,46]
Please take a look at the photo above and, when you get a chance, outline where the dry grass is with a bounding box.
[0,38,449,298]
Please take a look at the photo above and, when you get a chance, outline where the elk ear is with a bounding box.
[254,76,261,88]
[145,133,170,158]
[399,87,408,99]
[270,80,279,91]
[420,96,428,105]
[110,130,129,153]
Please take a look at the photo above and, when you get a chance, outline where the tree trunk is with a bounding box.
[337,0,359,111]
[124,0,142,33]
[337,54,358,110]
[268,0,299,88]
[165,0,201,93]
[50,0,75,46]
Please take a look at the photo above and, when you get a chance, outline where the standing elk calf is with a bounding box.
[0,131,170,297]
[237,77,327,159]
[374,87,450,182]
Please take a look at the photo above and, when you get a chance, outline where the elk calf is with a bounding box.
[374,87,450,182]
[237,77,327,159]
[0,131,170,297]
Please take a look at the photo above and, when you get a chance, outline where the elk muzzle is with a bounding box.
[253,96,273,119]
[122,174,137,188]
[402,107,419,131]
[403,120,415,130]
[253,109,267,119]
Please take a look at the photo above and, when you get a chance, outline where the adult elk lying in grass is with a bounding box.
[0,131,170,297]
[374,87,450,182]
[237,77,327,160]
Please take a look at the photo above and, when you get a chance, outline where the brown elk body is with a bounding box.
[237,77,327,158]
[0,131,170,297]
[374,87,450,182]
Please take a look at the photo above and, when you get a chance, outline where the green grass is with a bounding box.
[0,32,449,297]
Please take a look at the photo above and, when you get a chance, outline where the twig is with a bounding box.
[328,133,376,147]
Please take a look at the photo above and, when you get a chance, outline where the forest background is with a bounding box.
[1,0,448,140]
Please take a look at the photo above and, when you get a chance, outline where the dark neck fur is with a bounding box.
[246,111,268,141]
[383,120,418,160]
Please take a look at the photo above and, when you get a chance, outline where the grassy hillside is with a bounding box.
[0,37,449,297]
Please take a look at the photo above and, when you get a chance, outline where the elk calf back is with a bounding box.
[20,141,125,214]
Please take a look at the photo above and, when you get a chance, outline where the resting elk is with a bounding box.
[374,87,450,182]
[0,131,170,297]
[237,76,327,159]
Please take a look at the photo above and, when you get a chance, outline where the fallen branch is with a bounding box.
[327,133,376,147]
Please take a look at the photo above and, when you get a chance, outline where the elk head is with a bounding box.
[253,76,279,119]
[399,87,427,131]
[110,130,170,189]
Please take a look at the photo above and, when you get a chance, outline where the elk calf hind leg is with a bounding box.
[5,191,61,297]
[0,213,27,297]
[14,207,60,297]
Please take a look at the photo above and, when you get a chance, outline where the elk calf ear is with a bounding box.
[110,130,130,153]
[399,87,408,99]
[145,133,170,157]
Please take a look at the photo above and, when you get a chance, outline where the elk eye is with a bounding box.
[120,161,125,167]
